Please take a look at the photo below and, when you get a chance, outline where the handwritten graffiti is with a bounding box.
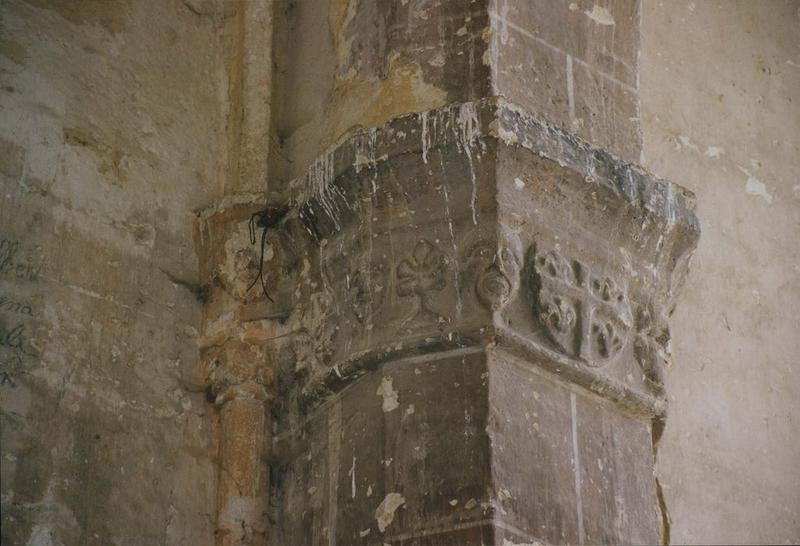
[0,294,34,316]
[0,319,38,388]
[0,237,41,388]
[0,238,41,281]
[0,354,23,388]
[0,239,19,270]
[0,321,39,358]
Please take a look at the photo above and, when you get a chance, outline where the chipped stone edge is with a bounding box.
[286,96,699,243]
[298,326,667,419]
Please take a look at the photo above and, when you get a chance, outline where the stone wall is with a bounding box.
[0,1,233,544]
[641,1,800,543]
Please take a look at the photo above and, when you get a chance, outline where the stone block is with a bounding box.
[275,350,492,544]
[571,58,642,163]
[491,21,571,136]
[493,0,639,87]
[490,0,642,162]
[489,349,659,545]
[488,351,579,544]
[574,392,660,545]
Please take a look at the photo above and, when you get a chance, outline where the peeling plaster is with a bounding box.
[739,167,774,204]
[744,176,774,204]
[584,5,616,26]
[677,135,699,152]
[375,493,405,533]
[375,376,400,412]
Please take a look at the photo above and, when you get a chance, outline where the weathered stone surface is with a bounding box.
[272,0,643,189]
[268,97,698,544]
[488,351,580,544]
[271,0,491,189]
[0,0,237,543]
[18,0,800,544]
[270,98,697,418]
[216,396,270,546]
[491,0,640,87]
[275,350,492,544]
[573,390,659,545]
[488,0,642,162]
[489,350,660,545]
[274,345,664,545]
[267,14,676,541]
[195,201,281,546]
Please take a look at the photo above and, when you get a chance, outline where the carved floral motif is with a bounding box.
[292,290,336,373]
[633,304,671,394]
[350,262,388,324]
[396,239,448,327]
[531,247,632,367]
[539,294,576,334]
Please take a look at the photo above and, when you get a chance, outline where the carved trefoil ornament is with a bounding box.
[396,239,448,327]
[532,247,632,367]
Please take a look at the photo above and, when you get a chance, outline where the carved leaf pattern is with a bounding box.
[540,296,576,334]
[591,319,624,358]
[633,304,671,394]
[397,239,447,297]
[351,263,387,324]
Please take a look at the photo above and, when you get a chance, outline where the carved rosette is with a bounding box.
[531,247,632,367]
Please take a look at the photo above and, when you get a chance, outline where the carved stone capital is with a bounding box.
[196,203,280,407]
[270,98,699,418]
[268,98,700,546]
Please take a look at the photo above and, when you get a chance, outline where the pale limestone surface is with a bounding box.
[0,1,232,544]
[641,1,800,543]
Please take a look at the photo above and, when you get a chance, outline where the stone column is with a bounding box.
[267,1,699,545]
[215,389,271,546]
[195,1,276,544]
[197,204,278,546]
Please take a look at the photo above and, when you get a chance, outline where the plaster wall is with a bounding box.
[641,1,800,543]
[0,1,234,544]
